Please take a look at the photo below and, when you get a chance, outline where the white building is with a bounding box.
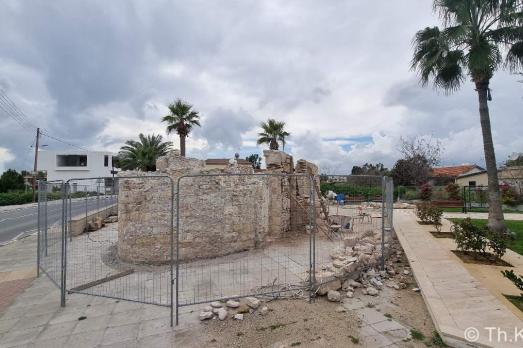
[38,150,117,191]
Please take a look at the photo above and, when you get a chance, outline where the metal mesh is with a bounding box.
[175,173,315,323]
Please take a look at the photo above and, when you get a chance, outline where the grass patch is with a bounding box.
[449,218,523,256]
[504,295,523,313]
[442,207,523,213]
[349,335,359,344]
[410,328,425,341]
[290,342,301,347]
[430,331,447,347]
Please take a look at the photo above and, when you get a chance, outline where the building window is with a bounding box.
[469,181,476,187]
[104,155,109,167]
[56,155,87,167]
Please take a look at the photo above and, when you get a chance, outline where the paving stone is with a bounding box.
[0,326,44,347]
[35,320,77,340]
[65,329,104,348]
[359,333,394,347]
[355,308,387,325]
[138,317,172,338]
[29,335,68,348]
[108,309,143,327]
[73,315,110,334]
[101,323,139,346]
[0,318,19,334]
[137,332,174,347]
[371,319,406,333]
[15,312,55,331]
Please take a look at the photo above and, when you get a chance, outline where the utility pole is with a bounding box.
[32,127,40,202]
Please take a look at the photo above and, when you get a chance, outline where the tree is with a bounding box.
[351,163,389,176]
[411,0,522,234]
[118,134,172,171]
[505,153,523,166]
[257,119,290,151]
[0,169,25,193]
[162,99,201,157]
[246,154,262,169]
[391,155,432,186]
[392,137,442,186]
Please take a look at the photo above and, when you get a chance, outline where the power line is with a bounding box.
[0,89,89,151]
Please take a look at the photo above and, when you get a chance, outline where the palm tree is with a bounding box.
[411,0,522,235]
[118,134,172,171]
[257,119,290,151]
[162,99,201,157]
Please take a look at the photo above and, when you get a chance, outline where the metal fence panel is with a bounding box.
[175,173,316,324]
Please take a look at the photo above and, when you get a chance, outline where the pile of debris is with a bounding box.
[199,297,269,321]
[314,232,413,301]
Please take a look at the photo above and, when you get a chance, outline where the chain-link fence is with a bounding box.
[37,173,395,326]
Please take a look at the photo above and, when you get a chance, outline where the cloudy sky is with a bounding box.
[0,0,521,174]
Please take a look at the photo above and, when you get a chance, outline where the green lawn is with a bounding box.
[448,218,523,256]
[442,207,523,213]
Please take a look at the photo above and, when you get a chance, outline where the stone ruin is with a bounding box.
[117,150,322,264]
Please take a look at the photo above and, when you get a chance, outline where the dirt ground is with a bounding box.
[194,240,437,348]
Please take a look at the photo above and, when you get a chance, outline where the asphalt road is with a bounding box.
[0,196,116,244]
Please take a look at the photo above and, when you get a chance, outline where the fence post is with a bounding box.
[175,177,181,326]
[380,177,386,271]
[37,180,41,278]
[60,183,67,307]
[44,183,48,256]
[169,178,174,327]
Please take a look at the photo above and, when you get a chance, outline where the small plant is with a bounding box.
[431,331,447,347]
[416,202,443,230]
[452,218,488,256]
[410,328,425,341]
[384,313,392,319]
[349,335,360,344]
[501,270,523,299]
[487,230,508,259]
[501,184,520,207]
[445,183,460,201]
[420,183,432,201]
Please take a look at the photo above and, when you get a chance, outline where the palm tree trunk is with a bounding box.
[180,135,186,157]
[476,80,506,234]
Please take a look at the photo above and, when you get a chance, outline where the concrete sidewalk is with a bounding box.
[394,210,522,348]
[443,212,523,221]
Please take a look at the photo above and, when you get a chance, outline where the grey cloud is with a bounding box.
[196,109,256,150]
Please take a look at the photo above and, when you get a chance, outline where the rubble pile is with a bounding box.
[199,297,269,322]
[315,234,413,301]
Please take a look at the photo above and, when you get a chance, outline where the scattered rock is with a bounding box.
[210,301,223,308]
[226,299,240,308]
[366,286,379,296]
[245,297,260,309]
[203,305,212,312]
[233,313,244,320]
[332,260,345,268]
[237,304,250,314]
[347,279,361,288]
[335,306,347,313]
[199,311,213,320]
[346,291,354,298]
[327,290,341,302]
[104,215,118,223]
[370,278,383,289]
[403,269,410,275]
[412,288,420,292]
[217,308,228,320]
[260,306,269,316]
[317,279,342,296]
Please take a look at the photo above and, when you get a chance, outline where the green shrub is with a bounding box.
[416,202,442,229]
[501,270,523,298]
[0,191,33,206]
[452,218,488,255]
[420,183,432,201]
[404,190,419,200]
[488,231,508,258]
[501,185,520,207]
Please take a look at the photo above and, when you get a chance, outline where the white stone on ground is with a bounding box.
[199,311,213,320]
[346,291,354,298]
[366,286,379,296]
[217,308,228,320]
[327,290,341,302]
[245,297,260,309]
[233,314,244,320]
[226,299,240,308]
[260,306,269,315]
[211,301,223,308]
[335,306,347,313]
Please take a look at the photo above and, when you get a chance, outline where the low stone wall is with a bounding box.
[117,151,320,264]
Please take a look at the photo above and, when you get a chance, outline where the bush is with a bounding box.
[420,183,432,201]
[416,202,442,230]
[488,231,508,258]
[0,191,33,206]
[445,183,461,200]
[501,185,520,207]
[501,270,523,298]
[452,218,488,255]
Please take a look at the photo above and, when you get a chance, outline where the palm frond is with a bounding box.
[506,41,523,70]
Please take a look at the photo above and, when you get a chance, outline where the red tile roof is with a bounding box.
[431,165,482,178]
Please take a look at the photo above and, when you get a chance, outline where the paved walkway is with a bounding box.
[394,210,523,348]
[443,212,523,221]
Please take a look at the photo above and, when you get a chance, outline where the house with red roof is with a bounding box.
[429,164,485,186]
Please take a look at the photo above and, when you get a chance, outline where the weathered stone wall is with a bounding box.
[118,150,320,264]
